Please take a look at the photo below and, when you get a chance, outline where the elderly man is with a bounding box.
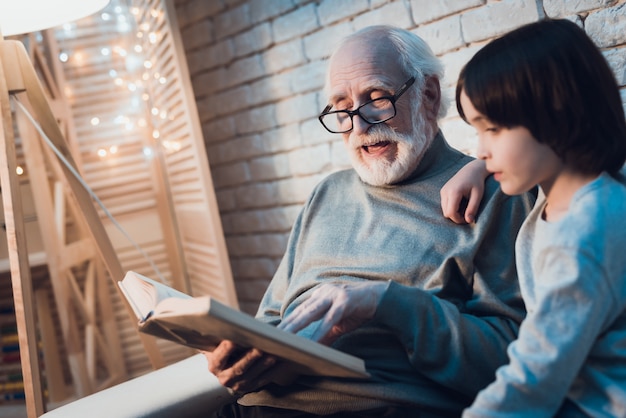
[207,25,535,417]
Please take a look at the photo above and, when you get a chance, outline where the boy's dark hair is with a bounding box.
[456,19,626,176]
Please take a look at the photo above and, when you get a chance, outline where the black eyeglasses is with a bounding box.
[318,76,416,134]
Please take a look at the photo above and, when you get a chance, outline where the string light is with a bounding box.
[55,0,182,162]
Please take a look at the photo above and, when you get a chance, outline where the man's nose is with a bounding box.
[351,113,370,135]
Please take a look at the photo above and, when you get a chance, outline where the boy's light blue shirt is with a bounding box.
[465,171,626,417]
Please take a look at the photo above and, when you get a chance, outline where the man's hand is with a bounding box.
[279,281,389,345]
[203,340,280,393]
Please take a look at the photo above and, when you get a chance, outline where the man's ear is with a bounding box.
[422,76,441,122]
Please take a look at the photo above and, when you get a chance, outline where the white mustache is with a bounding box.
[349,126,403,149]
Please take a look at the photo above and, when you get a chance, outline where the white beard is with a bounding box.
[348,111,435,186]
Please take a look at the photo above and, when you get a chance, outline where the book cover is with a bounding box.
[118,271,369,379]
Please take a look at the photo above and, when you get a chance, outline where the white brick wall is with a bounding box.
[174,0,626,314]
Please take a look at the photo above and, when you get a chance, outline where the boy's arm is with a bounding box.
[441,159,490,224]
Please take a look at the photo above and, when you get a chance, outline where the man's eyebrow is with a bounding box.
[327,80,394,105]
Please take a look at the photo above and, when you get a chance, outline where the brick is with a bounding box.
[212,161,251,188]
[195,95,217,123]
[215,188,237,211]
[249,153,292,181]
[586,4,626,48]
[248,75,293,105]
[272,3,320,43]
[202,116,236,143]
[232,258,279,280]
[410,0,484,25]
[300,116,335,146]
[225,54,266,87]
[225,206,301,234]
[233,22,273,57]
[330,140,351,168]
[211,133,266,165]
[352,1,414,30]
[236,104,277,134]
[226,233,288,257]
[438,43,484,89]
[187,39,234,76]
[303,21,353,61]
[214,3,252,40]
[414,15,463,55]
[191,68,226,97]
[224,0,247,8]
[213,85,253,116]
[260,124,303,154]
[544,0,617,18]
[235,182,280,209]
[603,48,626,86]
[461,0,540,43]
[180,20,214,51]
[275,92,319,125]
[288,144,332,176]
[249,0,296,24]
[175,1,225,27]
[318,0,369,26]
[262,39,307,73]
[276,174,327,205]
[440,117,477,155]
[288,60,327,94]
[233,278,271,309]
[186,45,225,76]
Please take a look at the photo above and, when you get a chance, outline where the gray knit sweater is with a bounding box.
[239,133,536,416]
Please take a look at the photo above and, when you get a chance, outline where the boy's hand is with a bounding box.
[441,159,489,224]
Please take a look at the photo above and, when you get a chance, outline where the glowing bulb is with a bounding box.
[91,117,100,126]
[59,52,69,62]
[16,166,24,176]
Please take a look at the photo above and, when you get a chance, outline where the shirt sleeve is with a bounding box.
[463,246,616,417]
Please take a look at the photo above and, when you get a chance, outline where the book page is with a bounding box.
[118,271,191,321]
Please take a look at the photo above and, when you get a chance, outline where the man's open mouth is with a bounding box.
[362,141,391,153]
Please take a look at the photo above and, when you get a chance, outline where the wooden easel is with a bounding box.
[0,37,164,418]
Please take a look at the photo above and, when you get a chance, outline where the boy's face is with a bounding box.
[459,90,562,195]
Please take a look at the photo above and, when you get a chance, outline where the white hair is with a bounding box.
[325,25,450,120]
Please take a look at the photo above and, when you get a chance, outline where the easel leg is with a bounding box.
[0,48,45,418]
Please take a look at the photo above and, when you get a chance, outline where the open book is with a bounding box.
[118,271,369,379]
